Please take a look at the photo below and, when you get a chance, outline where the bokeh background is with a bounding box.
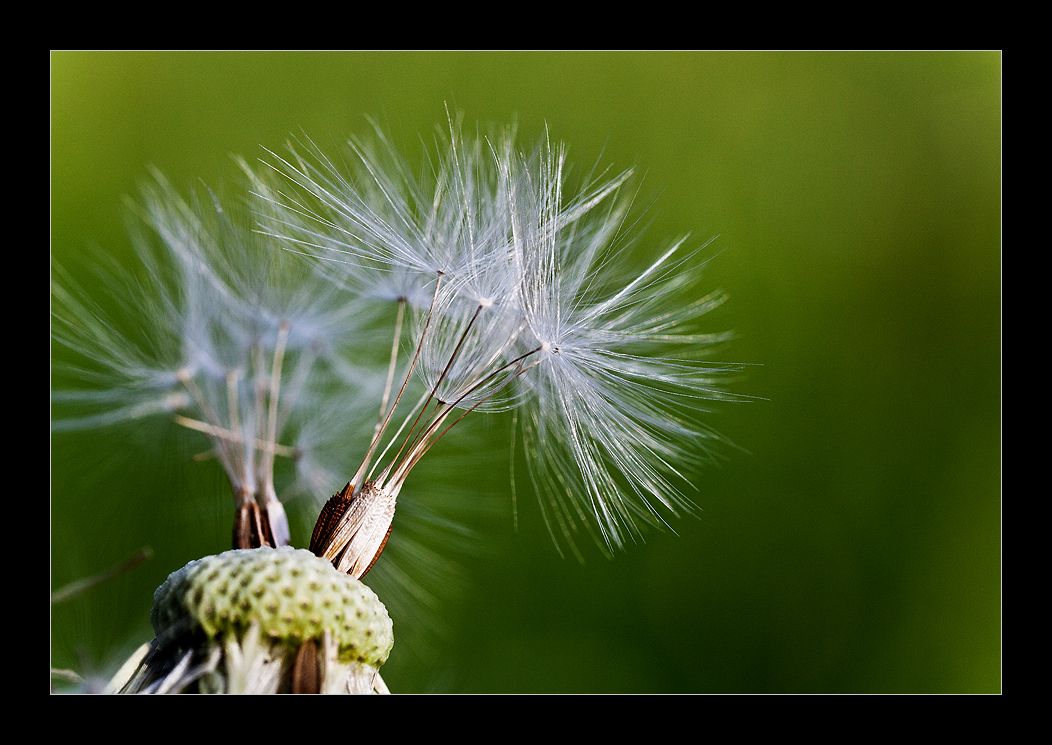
[51,51,1001,693]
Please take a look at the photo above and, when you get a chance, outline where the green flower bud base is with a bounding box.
[121,547,393,693]
[154,546,393,666]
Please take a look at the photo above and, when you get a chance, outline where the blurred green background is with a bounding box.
[51,51,1001,693]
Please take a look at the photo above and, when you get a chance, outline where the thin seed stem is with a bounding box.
[252,340,268,490]
[226,370,245,488]
[365,388,430,485]
[389,302,484,478]
[374,299,406,441]
[436,353,544,441]
[174,416,299,457]
[388,347,544,490]
[261,321,291,496]
[350,274,443,492]
[354,298,406,489]
[226,370,241,448]
[276,344,319,433]
[50,547,153,605]
[179,370,244,494]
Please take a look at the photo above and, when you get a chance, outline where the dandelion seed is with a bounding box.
[255,112,743,560]
[52,170,376,550]
[53,166,469,692]
[53,112,745,694]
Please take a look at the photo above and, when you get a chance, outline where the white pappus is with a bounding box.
[253,112,744,561]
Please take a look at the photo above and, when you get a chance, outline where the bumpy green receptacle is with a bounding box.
[151,546,393,667]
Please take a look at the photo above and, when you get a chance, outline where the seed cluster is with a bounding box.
[151,547,393,667]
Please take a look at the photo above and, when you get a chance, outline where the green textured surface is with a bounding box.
[151,547,392,666]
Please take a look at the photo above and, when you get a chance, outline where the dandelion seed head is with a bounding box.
[53,110,749,694]
[255,113,742,557]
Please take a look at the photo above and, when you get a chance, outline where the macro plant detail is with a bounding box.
[255,116,740,558]
[51,113,741,693]
[122,547,393,694]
